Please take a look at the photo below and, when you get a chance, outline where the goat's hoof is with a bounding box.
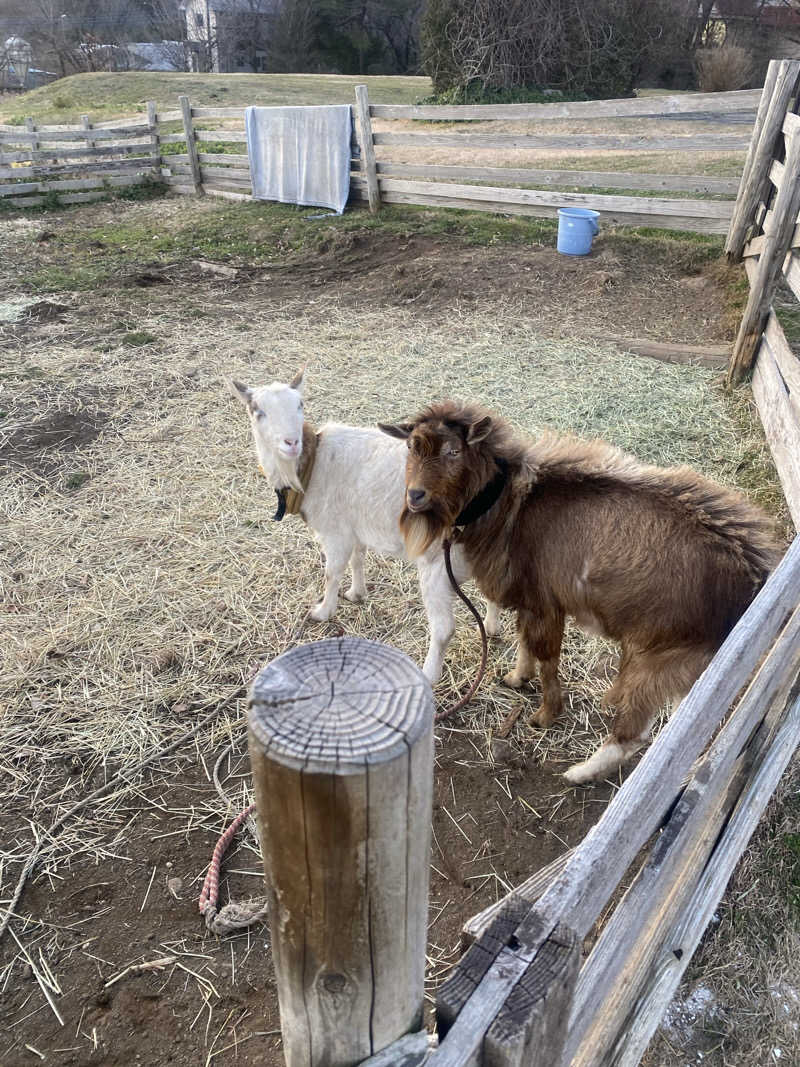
[501,670,527,689]
[344,590,364,604]
[527,706,558,729]
[310,604,334,623]
[563,763,595,786]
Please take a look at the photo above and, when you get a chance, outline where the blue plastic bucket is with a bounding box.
[557,208,600,256]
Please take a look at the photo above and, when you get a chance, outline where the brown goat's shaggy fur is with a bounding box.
[381,401,781,783]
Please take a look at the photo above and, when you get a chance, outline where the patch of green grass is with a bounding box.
[121,330,158,347]
[65,471,91,490]
[21,196,738,294]
[0,72,431,126]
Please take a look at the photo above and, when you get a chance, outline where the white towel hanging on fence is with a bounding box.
[245,105,352,215]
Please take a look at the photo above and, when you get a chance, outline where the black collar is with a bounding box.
[273,488,287,521]
[455,458,509,527]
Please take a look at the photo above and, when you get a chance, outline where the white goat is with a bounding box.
[229,368,499,683]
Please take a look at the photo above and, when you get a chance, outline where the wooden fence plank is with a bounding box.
[782,249,800,301]
[199,165,251,183]
[0,174,143,197]
[565,607,800,1066]
[764,309,800,418]
[372,132,750,152]
[728,123,800,383]
[726,60,800,260]
[0,125,150,143]
[196,151,247,165]
[0,158,152,181]
[752,337,800,530]
[606,683,800,1067]
[159,133,188,145]
[350,183,731,234]
[370,88,762,122]
[463,851,574,947]
[195,128,248,143]
[373,177,733,219]
[369,162,740,195]
[5,190,117,208]
[155,109,182,123]
[0,143,155,165]
[191,106,247,118]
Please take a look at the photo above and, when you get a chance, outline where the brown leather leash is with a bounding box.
[436,536,488,722]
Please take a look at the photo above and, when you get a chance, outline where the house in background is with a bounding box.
[711,0,800,73]
[181,0,281,73]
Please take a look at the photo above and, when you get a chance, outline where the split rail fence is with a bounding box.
[0,107,160,207]
[2,86,760,231]
[241,61,800,1067]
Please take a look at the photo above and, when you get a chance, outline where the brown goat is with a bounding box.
[380,401,780,783]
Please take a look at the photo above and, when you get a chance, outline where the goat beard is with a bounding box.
[261,450,304,493]
[399,505,451,558]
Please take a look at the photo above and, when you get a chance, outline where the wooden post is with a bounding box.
[80,113,95,153]
[146,100,160,177]
[727,114,800,385]
[726,59,800,262]
[354,84,380,213]
[179,94,203,194]
[25,116,38,153]
[247,637,433,1067]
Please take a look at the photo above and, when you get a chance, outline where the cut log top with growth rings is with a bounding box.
[248,636,431,772]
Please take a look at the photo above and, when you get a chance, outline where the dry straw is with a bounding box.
[0,283,784,1050]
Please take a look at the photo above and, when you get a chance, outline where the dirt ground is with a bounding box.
[0,195,795,1066]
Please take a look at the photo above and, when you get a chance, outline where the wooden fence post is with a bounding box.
[725,59,800,262]
[80,113,95,155]
[25,116,38,153]
[727,113,800,385]
[247,637,433,1067]
[354,84,380,213]
[146,100,160,178]
[179,94,203,195]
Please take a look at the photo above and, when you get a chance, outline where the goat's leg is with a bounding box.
[447,544,501,638]
[344,543,367,603]
[310,538,352,622]
[564,644,712,785]
[484,600,501,638]
[416,557,457,684]
[504,608,564,727]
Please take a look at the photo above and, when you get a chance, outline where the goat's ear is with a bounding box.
[229,379,253,408]
[466,415,492,445]
[289,364,306,394]
[378,421,413,440]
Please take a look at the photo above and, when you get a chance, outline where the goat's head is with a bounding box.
[380,401,495,557]
[229,366,305,490]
